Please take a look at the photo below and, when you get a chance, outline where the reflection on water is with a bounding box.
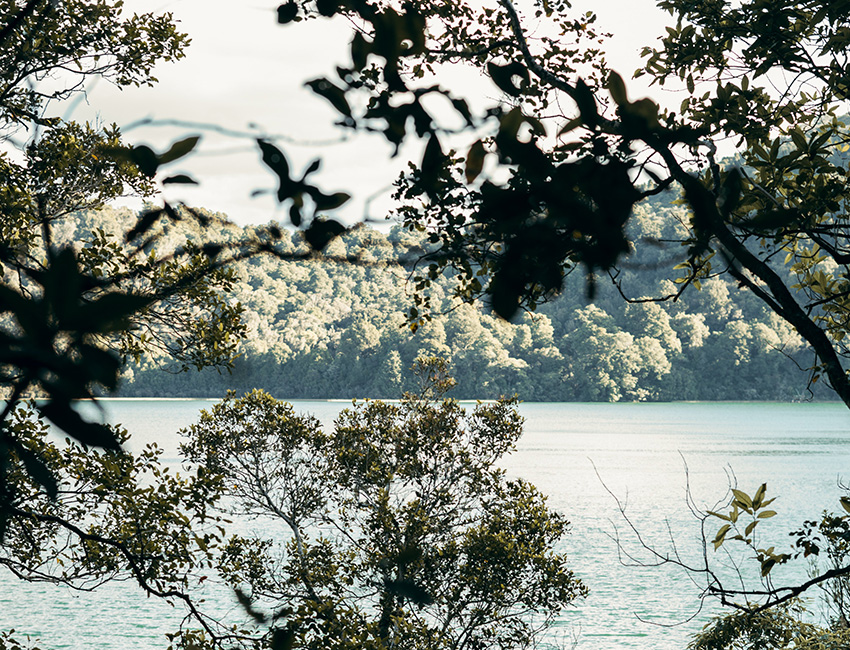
[3,400,849,649]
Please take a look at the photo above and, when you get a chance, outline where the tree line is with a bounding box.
[59,203,829,402]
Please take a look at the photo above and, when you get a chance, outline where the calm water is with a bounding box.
[2,400,849,649]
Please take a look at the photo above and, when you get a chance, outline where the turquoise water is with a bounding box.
[2,400,849,649]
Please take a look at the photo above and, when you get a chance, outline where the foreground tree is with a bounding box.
[0,0,239,525]
[1,360,585,649]
[687,601,850,650]
[264,0,850,634]
[652,483,850,649]
[0,4,328,644]
[0,0,390,525]
[265,0,850,406]
[179,367,586,650]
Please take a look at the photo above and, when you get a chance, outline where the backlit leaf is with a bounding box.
[38,402,121,450]
[465,139,486,183]
[158,136,201,165]
[129,145,158,177]
[607,70,628,106]
[277,2,298,24]
[162,174,198,185]
[488,61,529,97]
[304,218,347,251]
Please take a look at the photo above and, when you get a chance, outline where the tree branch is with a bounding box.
[7,505,247,645]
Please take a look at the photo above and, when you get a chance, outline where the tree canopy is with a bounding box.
[178,379,586,649]
[262,0,850,410]
[1,364,587,650]
[0,0,321,528]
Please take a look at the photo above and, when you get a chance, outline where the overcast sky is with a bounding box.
[60,0,674,226]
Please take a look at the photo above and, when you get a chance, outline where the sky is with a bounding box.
[58,0,675,227]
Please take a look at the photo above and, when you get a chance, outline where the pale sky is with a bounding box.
[57,0,674,226]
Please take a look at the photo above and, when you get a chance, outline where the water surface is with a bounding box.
[2,400,848,649]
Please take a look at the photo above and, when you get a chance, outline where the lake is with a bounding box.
[2,400,849,649]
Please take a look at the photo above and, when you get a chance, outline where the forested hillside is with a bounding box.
[63,202,825,402]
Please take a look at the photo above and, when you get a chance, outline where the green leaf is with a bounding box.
[621,98,660,129]
[303,158,321,177]
[38,402,121,450]
[41,247,82,324]
[421,134,444,181]
[258,140,290,178]
[731,488,753,509]
[158,136,201,165]
[304,218,346,251]
[487,61,529,97]
[558,117,584,136]
[742,208,801,231]
[523,114,547,138]
[384,577,434,605]
[125,207,164,242]
[234,588,268,623]
[351,32,371,71]
[77,344,121,389]
[769,137,781,162]
[810,130,832,152]
[465,139,486,183]
[499,107,525,139]
[706,510,731,521]
[78,292,152,334]
[607,70,628,106]
[289,204,302,227]
[311,190,350,211]
[305,78,352,118]
[129,145,159,177]
[713,523,731,549]
[719,167,742,215]
[271,627,296,650]
[161,174,198,185]
[789,128,807,152]
[16,445,58,499]
[573,78,599,126]
[258,139,297,203]
[450,97,474,126]
[316,0,338,16]
[753,483,767,509]
[277,2,298,24]
[750,142,769,160]
[757,510,777,519]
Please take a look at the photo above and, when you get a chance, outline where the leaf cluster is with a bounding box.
[0,0,189,132]
[708,483,785,578]
[179,373,586,650]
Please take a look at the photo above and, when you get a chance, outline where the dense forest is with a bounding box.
[60,199,826,402]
